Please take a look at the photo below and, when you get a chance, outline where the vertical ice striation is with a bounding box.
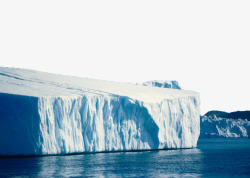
[0,67,200,156]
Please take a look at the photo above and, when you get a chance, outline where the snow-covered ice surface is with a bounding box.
[200,116,250,138]
[140,80,181,89]
[0,67,200,156]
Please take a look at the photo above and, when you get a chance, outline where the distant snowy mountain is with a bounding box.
[204,110,250,121]
[200,115,250,138]
[0,67,200,156]
[139,80,181,89]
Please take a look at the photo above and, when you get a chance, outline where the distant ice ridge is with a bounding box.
[140,80,181,89]
[200,116,250,138]
[0,67,200,156]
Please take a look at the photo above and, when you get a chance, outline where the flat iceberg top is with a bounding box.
[0,67,198,102]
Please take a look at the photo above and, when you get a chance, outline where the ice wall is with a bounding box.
[0,67,200,156]
[200,116,250,138]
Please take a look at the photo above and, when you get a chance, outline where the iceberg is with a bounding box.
[140,80,181,89]
[200,116,250,138]
[0,67,200,156]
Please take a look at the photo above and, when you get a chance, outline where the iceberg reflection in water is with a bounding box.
[0,138,250,177]
[37,148,202,177]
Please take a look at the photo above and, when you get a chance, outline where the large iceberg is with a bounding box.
[200,116,250,138]
[0,67,200,156]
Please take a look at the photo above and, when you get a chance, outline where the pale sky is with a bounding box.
[0,1,249,115]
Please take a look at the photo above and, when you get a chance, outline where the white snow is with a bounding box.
[0,67,200,156]
[200,116,250,138]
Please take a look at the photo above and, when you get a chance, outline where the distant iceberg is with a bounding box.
[200,116,250,138]
[0,67,200,156]
[139,80,181,89]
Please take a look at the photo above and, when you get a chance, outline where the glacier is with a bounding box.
[0,67,200,156]
[200,116,250,138]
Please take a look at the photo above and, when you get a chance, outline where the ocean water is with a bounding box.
[0,138,249,177]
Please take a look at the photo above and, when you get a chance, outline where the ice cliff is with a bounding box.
[200,116,250,138]
[140,80,181,89]
[0,67,200,156]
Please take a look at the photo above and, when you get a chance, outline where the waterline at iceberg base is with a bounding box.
[0,67,200,156]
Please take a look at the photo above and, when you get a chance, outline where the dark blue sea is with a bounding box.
[0,138,249,177]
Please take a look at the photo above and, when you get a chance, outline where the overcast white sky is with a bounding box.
[0,0,249,115]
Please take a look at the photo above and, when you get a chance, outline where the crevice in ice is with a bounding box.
[0,72,25,81]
